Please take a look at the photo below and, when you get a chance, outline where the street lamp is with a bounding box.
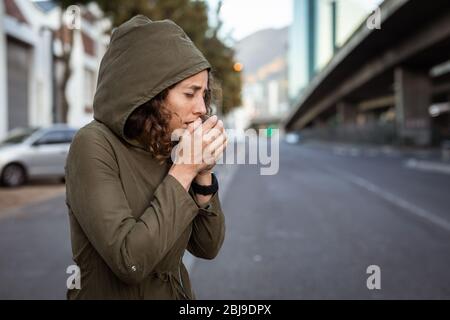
[233,62,243,72]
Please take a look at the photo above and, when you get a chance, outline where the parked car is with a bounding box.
[0,124,78,187]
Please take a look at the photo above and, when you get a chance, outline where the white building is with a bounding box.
[0,0,7,138]
[1,0,56,139]
[50,1,110,128]
[0,0,109,139]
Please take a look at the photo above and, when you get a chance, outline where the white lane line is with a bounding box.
[324,165,450,233]
[405,158,450,175]
[184,164,240,273]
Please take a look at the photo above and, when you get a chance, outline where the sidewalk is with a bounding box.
[301,140,450,175]
[303,139,446,159]
[0,180,65,219]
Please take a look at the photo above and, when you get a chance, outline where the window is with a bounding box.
[0,127,39,145]
[35,130,76,145]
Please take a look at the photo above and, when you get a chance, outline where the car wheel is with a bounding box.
[1,164,27,187]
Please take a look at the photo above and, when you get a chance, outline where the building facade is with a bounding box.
[288,0,377,101]
[1,0,55,138]
[0,0,7,138]
[0,0,109,140]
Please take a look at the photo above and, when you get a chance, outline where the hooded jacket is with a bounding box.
[65,15,225,300]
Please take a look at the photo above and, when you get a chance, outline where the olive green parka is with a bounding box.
[65,15,225,300]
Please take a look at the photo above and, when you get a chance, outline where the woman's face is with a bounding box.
[165,70,209,132]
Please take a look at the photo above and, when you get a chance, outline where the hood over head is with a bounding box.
[93,15,211,149]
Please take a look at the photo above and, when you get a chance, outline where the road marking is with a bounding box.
[405,158,450,175]
[324,165,450,233]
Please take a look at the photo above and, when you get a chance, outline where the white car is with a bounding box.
[0,125,78,187]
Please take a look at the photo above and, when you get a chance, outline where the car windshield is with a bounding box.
[0,128,40,146]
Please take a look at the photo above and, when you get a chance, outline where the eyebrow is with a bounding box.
[185,85,206,91]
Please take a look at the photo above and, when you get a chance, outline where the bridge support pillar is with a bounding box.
[395,67,432,146]
[337,101,357,125]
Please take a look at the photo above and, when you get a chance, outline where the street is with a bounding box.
[1,141,450,299]
[192,142,450,299]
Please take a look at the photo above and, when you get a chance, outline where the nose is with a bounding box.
[193,95,207,116]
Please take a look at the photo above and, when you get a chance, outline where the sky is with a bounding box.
[31,0,382,43]
[207,0,294,42]
[207,0,385,43]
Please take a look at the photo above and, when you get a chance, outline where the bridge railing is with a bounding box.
[300,122,397,145]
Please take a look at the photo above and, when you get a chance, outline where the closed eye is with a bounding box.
[185,92,207,98]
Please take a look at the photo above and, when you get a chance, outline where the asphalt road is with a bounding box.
[1,141,450,299]
[190,142,450,299]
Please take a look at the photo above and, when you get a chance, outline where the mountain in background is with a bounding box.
[235,26,289,76]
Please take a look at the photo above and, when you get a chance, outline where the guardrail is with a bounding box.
[300,123,397,145]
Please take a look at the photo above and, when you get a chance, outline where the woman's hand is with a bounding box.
[199,115,227,173]
[169,115,227,190]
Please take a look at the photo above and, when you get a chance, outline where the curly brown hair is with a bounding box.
[124,72,214,162]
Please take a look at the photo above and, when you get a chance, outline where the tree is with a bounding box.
[52,4,75,123]
[54,0,241,118]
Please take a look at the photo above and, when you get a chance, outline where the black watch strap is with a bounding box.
[192,172,219,195]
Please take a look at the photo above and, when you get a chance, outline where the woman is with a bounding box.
[65,15,227,299]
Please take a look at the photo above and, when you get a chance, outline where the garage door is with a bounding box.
[7,37,31,131]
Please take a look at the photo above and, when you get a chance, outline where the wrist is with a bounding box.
[192,172,218,196]
[168,165,197,191]
[195,170,212,185]
[197,169,212,176]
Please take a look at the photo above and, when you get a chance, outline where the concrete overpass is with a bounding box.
[284,0,450,146]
